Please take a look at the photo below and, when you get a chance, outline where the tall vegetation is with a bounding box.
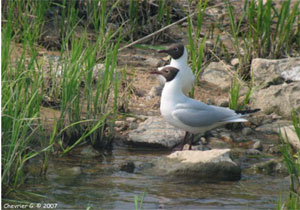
[2,0,122,194]
[279,110,300,209]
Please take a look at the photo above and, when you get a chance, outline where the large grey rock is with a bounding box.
[251,82,300,118]
[201,61,233,91]
[125,116,185,148]
[252,57,300,87]
[145,149,241,181]
[280,125,300,151]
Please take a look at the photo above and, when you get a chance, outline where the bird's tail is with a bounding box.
[235,109,260,115]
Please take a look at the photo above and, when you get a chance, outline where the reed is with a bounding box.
[2,0,48,192]
[186,0,208,98]
[2,0,123,193]
[279,110,300,209]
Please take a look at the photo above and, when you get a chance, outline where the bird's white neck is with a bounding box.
[170,47,188,67]
[161,76,185,103]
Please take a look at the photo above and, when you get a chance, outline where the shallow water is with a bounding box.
[23,147,288,210]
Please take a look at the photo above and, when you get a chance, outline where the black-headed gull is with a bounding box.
[157,44,195,96]
[151,66,259,150]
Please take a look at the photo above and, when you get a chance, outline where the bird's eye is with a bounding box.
[174,47,178,51]
[165,70,169,73]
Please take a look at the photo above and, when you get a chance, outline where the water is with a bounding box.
[23,147,288,210]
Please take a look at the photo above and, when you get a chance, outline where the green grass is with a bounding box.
[2,0,48,194]
[278,110,300,209]
[186,0,208,98]
[226,0,300,68]
[1,0,123,195]
[224,0,299,110]
[134,192,146,210]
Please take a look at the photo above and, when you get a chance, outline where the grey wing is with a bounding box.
[172,100,245,127]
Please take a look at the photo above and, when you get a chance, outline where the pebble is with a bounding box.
[231,58,239,67]
[245,149,262,155]
[126,117,136,123]
[242,127,253,136]
[220,132,234,144]
[252,140,263,151]
[120,161,135,173]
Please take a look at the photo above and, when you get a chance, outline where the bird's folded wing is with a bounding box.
[172,102,244,127]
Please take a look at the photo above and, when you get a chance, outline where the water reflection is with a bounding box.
[23,147,288,209]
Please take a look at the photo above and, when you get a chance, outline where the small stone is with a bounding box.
[80,145,101,158]
[252,159,288,176]
[220,132,234,144]
[181,22,188,27]
[128,122,138,130]
[280,125,300,151]
[208,137,231,149]
[115,121,124,127]
[231,58,239,67]
[200,137,207,145]
[182,144,190,150]
[245,149,262,155]
[62,167,82,176]
[126,117,136,123]
[209,130,220,137]
[266,144,281,155]
[252,140,263,151]
[242,127,253,136]
[120,161,135,173]
[148,85,163,97]
[191,145,210,151]
[219,100,229,107]
[146,57,164,67]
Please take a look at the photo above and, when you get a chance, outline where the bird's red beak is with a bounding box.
[150,70,162,75]
[158,49,167,53]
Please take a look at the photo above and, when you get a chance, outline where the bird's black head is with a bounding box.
[150,67,179,82]
[158,44,184,60]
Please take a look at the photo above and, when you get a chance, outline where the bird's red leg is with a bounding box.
[188,134,194,150]
[180,131,189,150]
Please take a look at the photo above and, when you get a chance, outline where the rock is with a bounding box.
[57,166,82,177]
[251,57,300,87]
[280,125,300,151]
[220,132,234,144]
[120,161,135,173]
[281,66,300,82]
[251,82,300,118]
[147,149,241,181]
[182,144,209,151]
[114,120,127,132]
[266,144,281,155]
[208,137,231,149]
[146,57,164,67]
[126,117,136,123]
[255,120,291,134]
[92,63,105,82]
[125,116,185,148]
[201,61,233,91]
[245,149,262,156]
[251,159,288,176]
[252,140,263,151]
[79,145,101,158]
[242,127,253,136]
[231,58,239,67]
[148,85,163,98]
